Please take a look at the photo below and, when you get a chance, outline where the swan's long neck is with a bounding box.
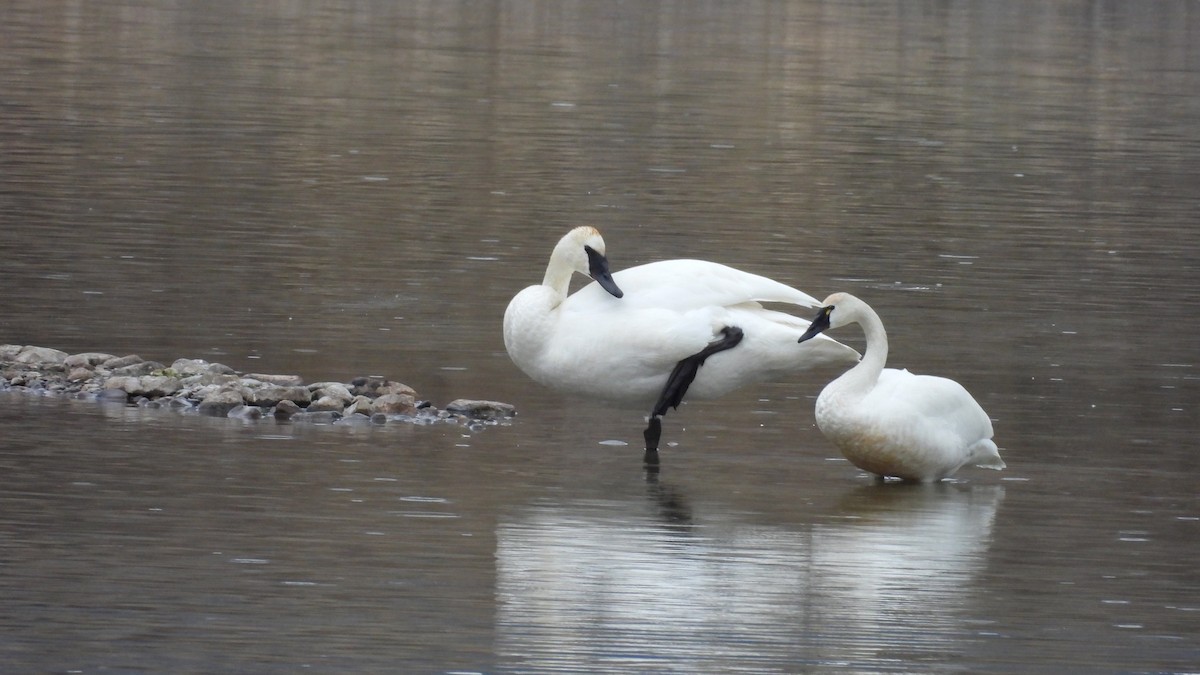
[540,257,573,307]
[544,237,580,306]
[838,301,888,395]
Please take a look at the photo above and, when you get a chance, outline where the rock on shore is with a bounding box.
[0,344,515,429]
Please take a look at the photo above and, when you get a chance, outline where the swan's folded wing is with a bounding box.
[867,370,995,440]
[568,259,822,312]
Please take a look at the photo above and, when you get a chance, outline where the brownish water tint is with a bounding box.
[1,1,1197,672]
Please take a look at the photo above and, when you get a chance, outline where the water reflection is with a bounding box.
[496,478,1004,672]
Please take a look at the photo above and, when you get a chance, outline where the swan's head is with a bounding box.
[551,226,624,298]
[797,292,858,343]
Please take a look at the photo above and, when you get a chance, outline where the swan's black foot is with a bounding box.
[639,326,744,457]
[643,415,663,452]
[643,447,661,467]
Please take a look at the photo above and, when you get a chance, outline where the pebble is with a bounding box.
[0,343,515,431]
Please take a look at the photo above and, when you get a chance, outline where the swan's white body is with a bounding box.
[799,293,1005,482]
[503,227,860,410]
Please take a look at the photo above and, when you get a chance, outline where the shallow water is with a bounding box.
[2,1,1198,672]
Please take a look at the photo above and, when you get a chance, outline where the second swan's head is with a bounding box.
[797,292,857,343]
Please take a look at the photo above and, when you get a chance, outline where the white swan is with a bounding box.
[503,227,860,460]
[797,292,1006,482]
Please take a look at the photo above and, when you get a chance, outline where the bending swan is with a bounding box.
[503,227,860,461]
[797,292,1006,482]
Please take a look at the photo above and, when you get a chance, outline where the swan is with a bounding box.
[796,292,1006,482]
[503,227,860,461]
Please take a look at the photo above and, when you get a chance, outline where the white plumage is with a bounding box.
[503,227,860,453]
[798,292,1005,482]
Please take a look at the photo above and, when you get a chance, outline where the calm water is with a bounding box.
[2,1,1198,673]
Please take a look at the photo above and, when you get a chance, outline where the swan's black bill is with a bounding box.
[585,245,624,298]
[797,305,834,344]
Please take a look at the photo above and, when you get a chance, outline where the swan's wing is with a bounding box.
[538,305,726,405]
[567,259,821,312]
[867,370,994,441]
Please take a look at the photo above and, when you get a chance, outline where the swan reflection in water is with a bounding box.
[495,479,1004,672]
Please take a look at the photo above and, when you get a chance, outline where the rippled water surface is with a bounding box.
[2,2,1198,673]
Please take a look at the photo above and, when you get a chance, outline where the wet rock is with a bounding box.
[67,367,95,382]
[191,372,240,387]
[273,399,302,419]
[227,404,263,420]
[244,385,310,408]
[137,375,183,397]
[371,393,418,415]
[15,346,69,366]
[104,376,140,393]
[98,388,130,403]
[310,382,353,405]
[102,354,144,370]
[171,358,235,377]
[444,399,517,420]
[350,377,417,398]
[65,352,116,369]
[104,374,181,398]
[307,395,345,413]
[163,395,195,410]
[246,373,304,387]
[197,389,245,416]
[111,360,167,377]
[288,410,342,424]
[4,342,515,433]
[343,395,375,417]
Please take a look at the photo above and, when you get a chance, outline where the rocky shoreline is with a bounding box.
[0,344,515,429]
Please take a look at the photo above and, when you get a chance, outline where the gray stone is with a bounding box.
[15,346,69,366]
[104,374,180,398]
[111,360,166,377]
[0,345,23,360]
[273,399,302,419]
[197,389,245,416]
[336,412,372,425]
[102,354,144,369]
[444,399,516,420]
[65,352,116,368]
[288,410,341,424]
[371,393,417,415]
[196,372,240,386]
[104,376,140,392]
[245,373,304,387]
[227,404,263,420]
[343,395,375,417]
[98,388,130,403]
[67,367,94,382]
[171,358,219,377]
[350,377,417,398]
[244,385,310,407]
[135,375,182,397]
[311,383,353,404]
[307,395,345,413]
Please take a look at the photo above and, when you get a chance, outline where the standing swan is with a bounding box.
[796,293,1006,482]
[504,227,860,462]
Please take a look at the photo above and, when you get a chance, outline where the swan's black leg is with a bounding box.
[643,326,744,455]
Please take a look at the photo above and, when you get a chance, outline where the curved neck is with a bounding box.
[541,261,573,304]
[842,301,889,393]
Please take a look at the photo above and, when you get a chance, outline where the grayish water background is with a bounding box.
[1,1,1197,672]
